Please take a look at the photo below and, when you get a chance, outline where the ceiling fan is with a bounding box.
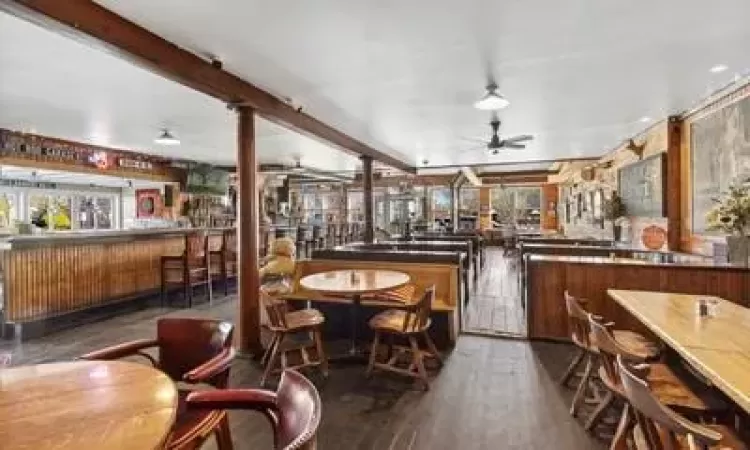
[259,158,353,182]
[462,118,534,155]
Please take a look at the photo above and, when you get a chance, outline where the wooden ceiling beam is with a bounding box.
[0,0,415,173]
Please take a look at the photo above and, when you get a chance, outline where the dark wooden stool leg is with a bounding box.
[585,390,614,431]
[570,354,594,417]
[215,414,234,450]
[313,329,329,378]
[366,332,381,377]
[261,332,284,387]
[409,335,429,390]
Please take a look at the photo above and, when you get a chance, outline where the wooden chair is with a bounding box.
[590,315,727,448]
[161,231,212,307]
[260,288,329,387]
[209,229,238,296]
[617,356,746,450]
[80,318,236,450]
[562,292,660,418]
[188,369,321,450]
[366,285,443,390]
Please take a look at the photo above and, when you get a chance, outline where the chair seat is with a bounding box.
[612,330,660,360]
[634,423,747,450]
[168,389,227,448]
[599,364,726,413]
[284,309,325,331]
[369,309,431,334]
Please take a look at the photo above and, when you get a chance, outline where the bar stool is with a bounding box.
[188,370,321,450]
[338,222,348,245]
[617,356,746,450]
[210,229,237,296]
[562,292,660,419]
[307,225,323,252]
[326,222,337,248]
[161,231,212,307]
[589,315,728,446]
[295,226,308,259]
[366,285,443,390]
[259,288,329,387]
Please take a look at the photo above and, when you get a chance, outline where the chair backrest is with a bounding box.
[261,288,289,331]
[157,318,234,387]
[404,285,435,332]
[617,355,723,450]
[564,291,592,348]
[186,369,321,450]
[185,231,207,260]
[275,370,322,450]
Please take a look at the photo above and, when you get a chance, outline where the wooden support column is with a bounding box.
[478,187,492,230]
[666,115,682,251]
[362,156,374,243]
[237,106,262,355]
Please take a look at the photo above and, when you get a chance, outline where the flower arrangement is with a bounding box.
[705,184,750,235]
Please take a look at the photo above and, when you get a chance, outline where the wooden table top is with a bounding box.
[0,360,178,450]
[300,269,410,296]
[608,289,750,413]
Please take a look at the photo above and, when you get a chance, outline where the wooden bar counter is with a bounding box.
[0,228,229,338]
[525,254,750,341]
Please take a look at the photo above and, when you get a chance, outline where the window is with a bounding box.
[430,187,451,221]
[0,192,17,229]
[491,186,542,229]
[458,188,480,217]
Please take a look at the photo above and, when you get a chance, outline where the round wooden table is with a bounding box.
[0,360,178,450]
[300,269,411,359]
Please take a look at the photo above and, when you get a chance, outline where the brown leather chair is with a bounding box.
[260,288,329,387]
[562,291,660,421]
[80,318,236,450]
[162,231,211,307]
[188,369,321,450]
[590,315,727,448]
[617,356,746,450]
[366,285,443,390]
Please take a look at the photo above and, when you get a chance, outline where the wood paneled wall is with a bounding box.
[2,236,185,322]
[526,259,749,340]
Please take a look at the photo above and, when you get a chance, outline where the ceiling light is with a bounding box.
[474,84,510,110]
[639,116,652,123]
[154,129,180,145]
[710,64,728,74]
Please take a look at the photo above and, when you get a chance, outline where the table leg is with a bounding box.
[348,294,361,355]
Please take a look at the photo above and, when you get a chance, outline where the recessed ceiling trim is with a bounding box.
[0,0,415,173]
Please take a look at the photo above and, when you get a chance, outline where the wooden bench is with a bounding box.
[283,259,460,343]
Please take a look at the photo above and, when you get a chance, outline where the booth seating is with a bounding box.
[398,233,485,270]
[313,247,468,307]
[284,258,460,345]
[357,241,476,281]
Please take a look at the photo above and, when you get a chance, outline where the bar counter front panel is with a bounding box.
[526,255,750,341]
[1,229,226,324]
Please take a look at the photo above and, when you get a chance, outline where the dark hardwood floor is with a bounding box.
[1,292,603,449]
[465,249,526,337]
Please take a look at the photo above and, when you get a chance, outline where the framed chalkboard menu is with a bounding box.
[617,153,666,217]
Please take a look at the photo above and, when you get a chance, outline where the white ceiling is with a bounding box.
[3,1,750,172]
[0,11,361,171]
[91,0,750,167]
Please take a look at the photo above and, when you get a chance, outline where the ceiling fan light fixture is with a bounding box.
[474,85,510,110]
[154,129,180,146]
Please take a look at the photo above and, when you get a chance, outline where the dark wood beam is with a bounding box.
[362,156,374,243]
[1,0,415,173]
[666,116,682,251]
[236,106,262,355]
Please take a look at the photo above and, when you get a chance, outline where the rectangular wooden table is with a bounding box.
[608,289,750,413]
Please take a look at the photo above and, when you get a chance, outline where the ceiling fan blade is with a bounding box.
[504,143,526,149]
[459,136,488,144]
[504,134,534,143]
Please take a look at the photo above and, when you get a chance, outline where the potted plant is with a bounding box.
[603,191,627,241]
[705,184,750,265]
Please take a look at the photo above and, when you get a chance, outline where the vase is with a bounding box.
[726,235,750,266]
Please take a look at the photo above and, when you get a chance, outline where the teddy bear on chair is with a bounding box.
[259,237,297,286]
